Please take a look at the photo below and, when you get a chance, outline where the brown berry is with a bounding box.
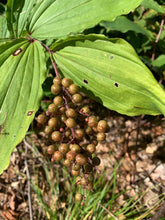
[64,159,71,167]
[36,114,47,124]
[48,117,58,128]
[62,78,73,88]
[51,83,61,95]
[68,84,79,94]
[66,108,77,118]
[97,132,106,141]
[59,143,69,154]
[70,144,81,153]
[76,154,88,165]
[53,76,61,85]
[53,151,63,161]
[97,120,107,132]
[66,151,76,161]
[53,96,63,106]
[51,131,61,142]
[72,94,82,103]
[44,126,53,134]
[75,193,83,201]
[86,144,96,154]
[65,118,76,128]
[71,169,80,176]
[48,103,58,113]
[75,129,85,140]
[47,145,56,154]
[88,116,98,127]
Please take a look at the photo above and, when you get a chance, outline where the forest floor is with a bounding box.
[0,109,165,220]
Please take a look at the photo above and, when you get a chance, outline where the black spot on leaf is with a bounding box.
[114,82,119,87]
[27,110,34,116]
[109,55,114,60]
[83,79,88,84]
[12,48,22,56]
[134,106,141,109]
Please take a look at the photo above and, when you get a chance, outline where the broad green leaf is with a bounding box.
[100,16,153,38]
[141,0,164,13]
[6,0,35,38]
[152,55,165,68]
[29,0,143,40]
[0,39,46,174]
[52,34,165,116]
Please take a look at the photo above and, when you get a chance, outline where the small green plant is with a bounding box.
[0,0,165,179]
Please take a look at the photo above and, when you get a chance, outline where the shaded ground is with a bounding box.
[0,109,165,219]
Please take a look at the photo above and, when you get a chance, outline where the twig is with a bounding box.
[151,18,164,61]
[23,139,33,220]
[99,204,119,220]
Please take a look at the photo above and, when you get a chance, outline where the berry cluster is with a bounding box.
[36,76,107,202]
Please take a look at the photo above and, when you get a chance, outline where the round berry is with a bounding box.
[92,156,100,166]
[86,144,96,154]
[51,131,61,142]
[44,126,53,134]
[75,129,85,140]
[76,154,88,165]
[53,76,61,85]
[59,106,66,113]
[62,78,73,88]
[72,94,82,103]
[97,132,106,141]
[75,176,81,185]
[48,103,58,114]
[53,151,63,161]
[70,144,81,153]
[65,129,71,137]
[53,96,63,106]
[48,117,58,128]
[66,108,77,118]
[64,159,71,167]
[81,177,88,186]
[88,116,98,127]
[51,83,61,95]
[66,151,76,161]
[68,84,79,95]
[85,126,93,135]
[59,143,69,154]
[65,118,76,128]
[80,106,90,115]
[75,193,83,202]
[71,169,80,176]
[61,114,67,122]
[97,120,107,132]
[36,114,47,124]
[47,145,56,155]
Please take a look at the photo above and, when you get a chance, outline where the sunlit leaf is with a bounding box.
[52,34,165,116]
[0,38,46,174]
[28,0,143,40]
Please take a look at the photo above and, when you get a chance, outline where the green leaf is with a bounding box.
[152,55,165,68]
[0,4,10,39]
[100,16,153,38]
[141,0,164,14]
[52,34,165,116]
[0,39,46,174]
[29,0,143,40]
[6,0,35,37]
